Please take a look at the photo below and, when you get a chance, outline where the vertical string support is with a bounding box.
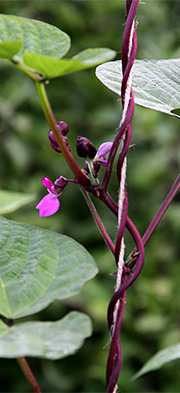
[113,17,134,335]
[106,1,140,392]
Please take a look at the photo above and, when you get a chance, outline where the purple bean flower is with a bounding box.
[81,141,113,178]
[36,176,67,217]
[93,142,113,167]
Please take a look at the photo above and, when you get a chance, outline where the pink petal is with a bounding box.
[96,142,113,159]
[36,194,60,217]
[42,177,54,193]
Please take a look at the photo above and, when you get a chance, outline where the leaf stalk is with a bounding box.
[17,357,42,393]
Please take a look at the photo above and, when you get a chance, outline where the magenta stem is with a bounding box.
[101,98,134,192]
[105,2,140,390]
[142,173,180,246]
[108,217,145,328]
[17,357,42,393]
[80,187,115,255]
[106,291,127,393]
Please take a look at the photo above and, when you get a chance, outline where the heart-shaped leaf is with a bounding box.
[96,59,180,118]
[0,15,116,79]
[23,48,116,79]
[0,14,70,62]
[133,342,180,379]
[0,312,92,359]
[0,217,98,319]
[0,190,36,215]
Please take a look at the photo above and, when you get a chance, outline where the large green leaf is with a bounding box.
[96,59,180,118]
[133,343,180,379]
[23,48,116,79]
[0,312,91,359]
[0,14,70,62]
[0,217,98,319]
[0,190,36,215]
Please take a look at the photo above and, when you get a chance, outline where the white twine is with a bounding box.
[111,20,135,338]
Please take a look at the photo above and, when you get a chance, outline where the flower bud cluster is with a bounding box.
[49,121,71,152]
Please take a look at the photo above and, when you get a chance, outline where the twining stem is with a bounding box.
[17,357,42,393]
[80,186,115,255]
[35,81,90,187]
[142,173,180,246]
[126,173,180,264]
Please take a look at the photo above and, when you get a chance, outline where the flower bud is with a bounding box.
[49,130,61,153]
[54,176,68,190]
[76,136,97,159]
[57,121,69,136]
[49,121,71,153]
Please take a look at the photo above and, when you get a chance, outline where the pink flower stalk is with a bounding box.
[36,176,67,217]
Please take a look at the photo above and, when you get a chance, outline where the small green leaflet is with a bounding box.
[133,342,180,379]
[0,14,116,79]
[0,190,36,214]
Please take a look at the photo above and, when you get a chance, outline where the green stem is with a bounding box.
[80,186,115,255]
[36,81,90,186]
[17,357,42,393]
[87,158,99,185]
[12,60,42,82]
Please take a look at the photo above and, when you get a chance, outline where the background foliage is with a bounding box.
[0,0,180,392]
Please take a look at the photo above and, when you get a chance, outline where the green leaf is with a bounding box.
[72,48,116,66]
[0,15,115,79]
[0,217,98,319]
[0,40,22,58]
[23,48,116,79]
[0,312,92,359]
[0,14,70,62]
[96,59,180,118]
[133,343,180,380]
[0,190,36,214]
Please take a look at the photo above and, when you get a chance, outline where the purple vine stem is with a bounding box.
[32,2,180,391]
[142,174,180,246]
[126,173,180,266]
[105,1,145,392]
[80,186,115,255]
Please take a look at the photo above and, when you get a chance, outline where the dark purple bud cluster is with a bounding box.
[76,136,101,179]
[76,136,97,159]
[49,121,71,153]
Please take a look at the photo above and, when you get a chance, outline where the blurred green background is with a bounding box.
[0,0,180,392]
